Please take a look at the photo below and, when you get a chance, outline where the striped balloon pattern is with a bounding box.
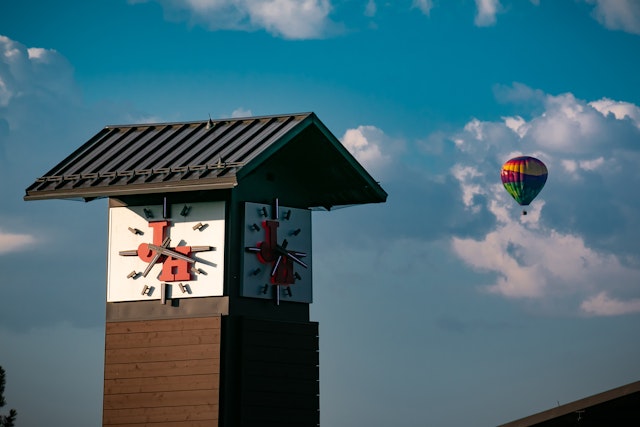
[500,156,548,206]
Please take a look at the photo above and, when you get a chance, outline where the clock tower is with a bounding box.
[25,112,387,426]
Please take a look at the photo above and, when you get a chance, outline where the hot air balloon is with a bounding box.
[500,156,548,215]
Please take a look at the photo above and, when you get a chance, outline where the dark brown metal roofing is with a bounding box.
[24,112,387,209]
[498,380,640,427]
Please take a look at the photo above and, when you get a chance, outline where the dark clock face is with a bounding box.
[241,201,312,303]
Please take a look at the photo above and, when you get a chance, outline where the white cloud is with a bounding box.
[0,229,36,254]
[27,47,52,61]
[518,92,640,156]
[451,164,485,211]
[454,115,520,156]
[583,0,640,35]
[132,0,335,39]
[529,93,601,153]
[340,125,399,178]
[579,156,605,171]
[412,0,434,16]
[474,0,502,26]
[590,98,640,127]
[503,116,529,138]
[452,216,639,300]
[581,292,640,316]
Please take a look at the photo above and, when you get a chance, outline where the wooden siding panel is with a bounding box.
[104,374,219,394]
[103,316,220,427]
[106,328,220,349]
[104,390,218,409]
[105,343,217,364]
[104,404,217,425]
[104,358,218,379]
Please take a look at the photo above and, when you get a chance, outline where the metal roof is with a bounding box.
[24,112,387,209]
[499,380,640,427]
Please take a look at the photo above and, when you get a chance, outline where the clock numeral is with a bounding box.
[141,285,152,296]
[261,284,269,295]
[259,207,268,217]
[291,228,301,236]
[249,223,260,232]
[250,268,261,276]
[192,222,204,231]
[191,245,213,252]
[180,205,191,217]
[284,287,293,297]
[127,271,139,279]
[143,208,154,219]
[161,283,168,305]
[179,283,191,294]
[283,210,292,220]
[191,267,206,275]
[294,272,302,280]
[128,227,142,235]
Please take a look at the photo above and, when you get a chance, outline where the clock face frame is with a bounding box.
[107,201,225,302]
[241,201,312,303]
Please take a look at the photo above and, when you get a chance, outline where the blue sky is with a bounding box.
[1,0,640,425]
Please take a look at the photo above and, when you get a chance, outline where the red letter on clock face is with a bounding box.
[137,221,169,262]
[159,246,192,282]
[256,219,295,286]
[257,220,279,263]
[136,220,193,282]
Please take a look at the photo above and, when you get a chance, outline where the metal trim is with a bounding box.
[106,296,229,322]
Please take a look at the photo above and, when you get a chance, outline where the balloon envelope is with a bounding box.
[500,156,548,206]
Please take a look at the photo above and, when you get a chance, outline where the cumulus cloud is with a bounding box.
[340,125,402,179]
[583,0,640,35]
[452,209,640,303]
[474,0,502,26]
[447,84,640,316]
[590,98,640,126]
[130,0,336,39]
[0,36,72,110]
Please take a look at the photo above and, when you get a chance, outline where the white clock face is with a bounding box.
[242,201,312,303]
[107,201,225,302]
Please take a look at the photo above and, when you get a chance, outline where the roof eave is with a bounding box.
[237,113,388,205]
[24,176,238,202]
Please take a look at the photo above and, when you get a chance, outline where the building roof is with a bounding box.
[24,112,387,209]
[499,380,640,427]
